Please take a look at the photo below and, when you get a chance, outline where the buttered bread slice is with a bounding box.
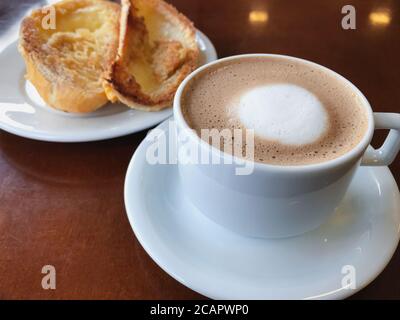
[19,0,120,113]
[104,0,199,111]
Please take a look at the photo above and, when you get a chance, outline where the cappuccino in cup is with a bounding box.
[181,56,369,165]
[175,54,400,237]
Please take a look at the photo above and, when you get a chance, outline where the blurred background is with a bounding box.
[0,0,399,299]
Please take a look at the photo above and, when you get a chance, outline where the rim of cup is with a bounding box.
[173,54,375,173]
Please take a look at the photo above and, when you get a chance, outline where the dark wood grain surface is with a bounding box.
[0,0,399,299]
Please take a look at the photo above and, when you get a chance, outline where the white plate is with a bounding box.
[0,30,217,142]
[124,119,400,300]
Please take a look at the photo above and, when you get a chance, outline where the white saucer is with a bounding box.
[124,119,400,300]
[0,30,217,142]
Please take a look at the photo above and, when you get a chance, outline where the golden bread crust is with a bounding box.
[19,0,120,113]
[104,0,199,112]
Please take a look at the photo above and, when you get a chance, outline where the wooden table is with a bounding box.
[0,0,399,299]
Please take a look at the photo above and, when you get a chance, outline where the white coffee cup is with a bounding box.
[173,54,400,238]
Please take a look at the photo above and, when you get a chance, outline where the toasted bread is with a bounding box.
[19,0,120,113]
[104,0,199,111]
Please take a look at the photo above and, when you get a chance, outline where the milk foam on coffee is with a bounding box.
[238,84,328,145]
[181,56,369,165]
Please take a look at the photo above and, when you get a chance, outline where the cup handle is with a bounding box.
[361,112,400,166]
